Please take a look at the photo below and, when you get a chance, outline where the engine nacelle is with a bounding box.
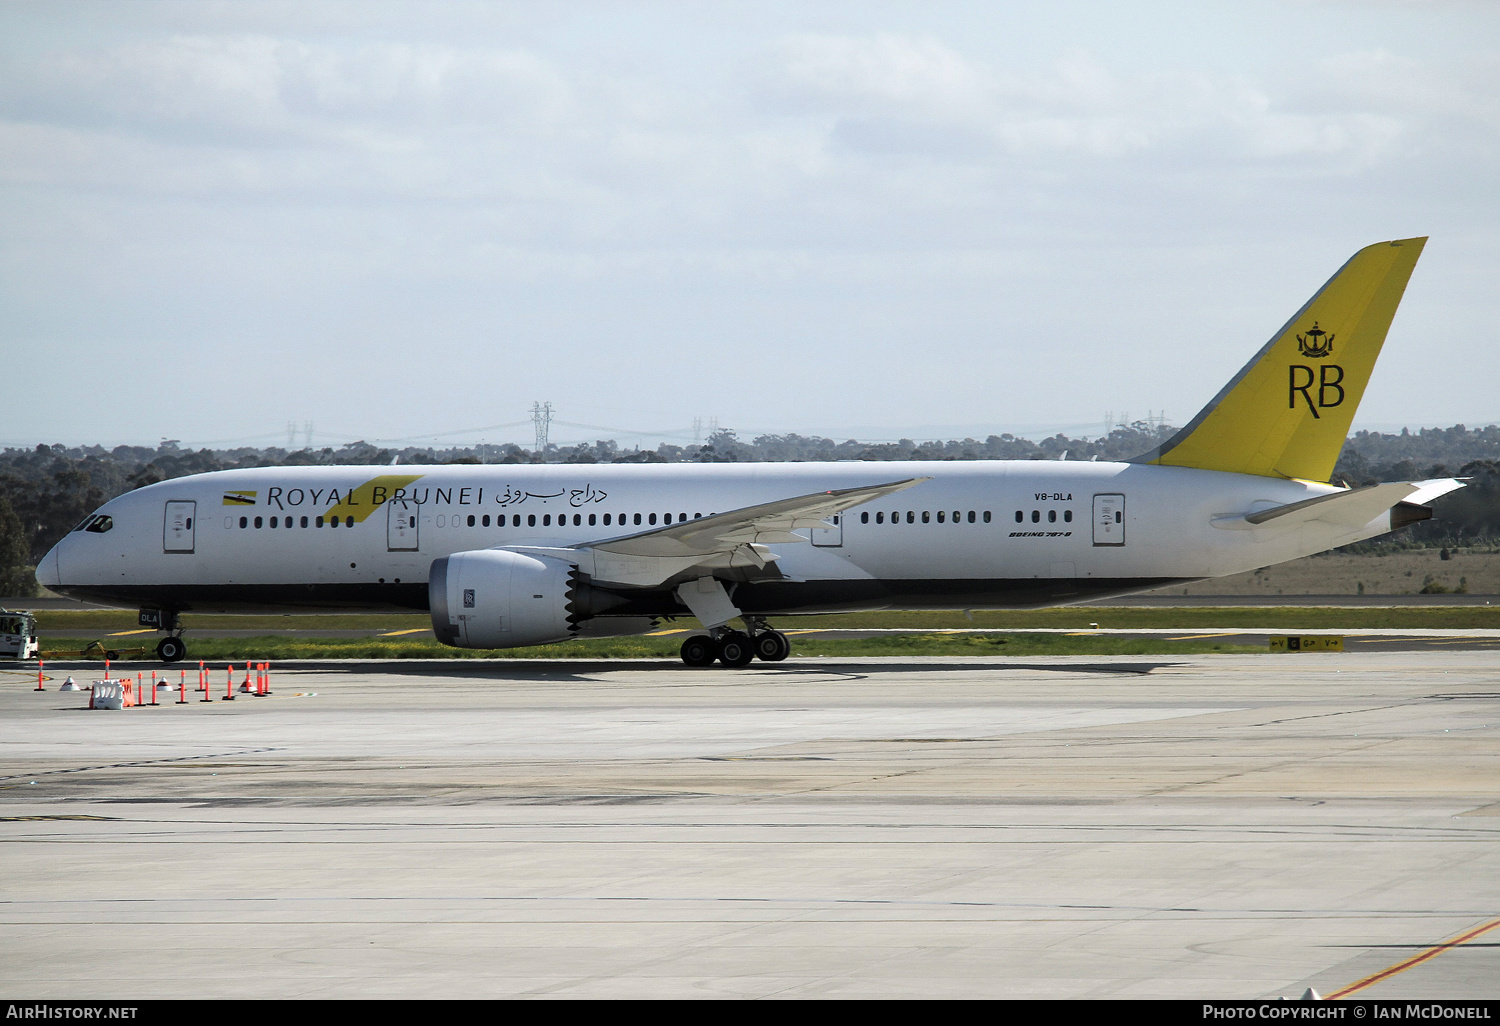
[428,548,640,649]
[429,549,577,649]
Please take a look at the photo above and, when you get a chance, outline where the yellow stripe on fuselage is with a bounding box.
[324,474,425,524]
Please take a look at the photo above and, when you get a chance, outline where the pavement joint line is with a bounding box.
[712,628,1500,637]
[1327,915,1500,999]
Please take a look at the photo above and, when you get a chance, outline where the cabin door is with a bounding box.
[810,513,843,547]
[163,501,196,554]
[1092,493,1125,546]
[387,501,420,551]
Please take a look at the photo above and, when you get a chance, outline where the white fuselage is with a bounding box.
[40,460,1389,616]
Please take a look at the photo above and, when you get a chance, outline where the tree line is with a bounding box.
[3,422,1498,595]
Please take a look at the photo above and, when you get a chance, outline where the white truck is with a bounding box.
[0,610,39,659]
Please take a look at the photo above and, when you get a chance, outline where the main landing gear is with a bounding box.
[679,620,790,668]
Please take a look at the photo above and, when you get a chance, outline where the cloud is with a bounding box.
[766,34,1449,174]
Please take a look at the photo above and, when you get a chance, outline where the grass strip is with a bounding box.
[25,605,1500,634]
[40,632,1258,662]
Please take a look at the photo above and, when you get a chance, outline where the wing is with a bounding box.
[561,477,928,588]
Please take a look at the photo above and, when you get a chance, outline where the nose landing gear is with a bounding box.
[156,635,186,663]
[141,609,187,663]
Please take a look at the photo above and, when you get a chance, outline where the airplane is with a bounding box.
[38,237,1461,667]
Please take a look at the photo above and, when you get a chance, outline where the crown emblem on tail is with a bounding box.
[1297,322,1335,358]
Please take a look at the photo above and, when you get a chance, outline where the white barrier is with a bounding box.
[90,679,124,710]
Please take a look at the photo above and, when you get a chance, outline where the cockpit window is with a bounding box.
[72,515,97,532]
[84,515,113,534]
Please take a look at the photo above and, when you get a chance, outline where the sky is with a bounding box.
[2,0,1497,451]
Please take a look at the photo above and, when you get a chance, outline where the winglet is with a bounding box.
[1132,238,1427,482]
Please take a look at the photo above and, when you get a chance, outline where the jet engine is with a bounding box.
[428,548,643,649]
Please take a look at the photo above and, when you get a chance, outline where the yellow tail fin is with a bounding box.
[1133,237,1426,482]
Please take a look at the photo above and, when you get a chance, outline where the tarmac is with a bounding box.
[2,652,1498,999]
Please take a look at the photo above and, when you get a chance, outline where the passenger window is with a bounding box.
[588,513,596,526]
[876,512,884,524]
[345,516,353,528]
[983,511,991,523]
[482,514,491,527]
[634,513,642,526]
[1064,510,1073,522]
[1031,510,1039,523]
[269,517,277,529]
[937,511,945,523]
[904,511,913,524]
[861,512,869,524]
[315,516,323,528]
[1048,510,1056,523]
[467,515,476,527]
[543,514,551,527]
[254,516,263,528]
[967,511,976,523]
[921,511,930,523]
[952,511,960,523]
[300,516,308,528]
[527,514,536,527]
[574,514,582,527]
[1014,511,1022,523]
[649,513,657,525]
[241,516,249,529]
[603,513,611,526]
[694,513,702,519]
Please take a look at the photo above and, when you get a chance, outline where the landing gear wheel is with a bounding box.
[157,636,186,663]
[717,632,754,668]
[753,631,790,662]
[680,635,718,667]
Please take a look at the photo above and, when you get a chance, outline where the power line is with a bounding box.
[531,401,554,451]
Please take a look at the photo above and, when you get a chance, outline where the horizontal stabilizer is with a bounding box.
[1214,479,1463,533]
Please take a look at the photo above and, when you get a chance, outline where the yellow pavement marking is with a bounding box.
[106,629,157,637]
[646,629,689,636]
[1167,632,1242,641]
[782,630,823,635]
[378,628,429,637]
[1328,916,1500,999]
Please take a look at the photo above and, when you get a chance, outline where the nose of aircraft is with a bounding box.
[37,541,61,589]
